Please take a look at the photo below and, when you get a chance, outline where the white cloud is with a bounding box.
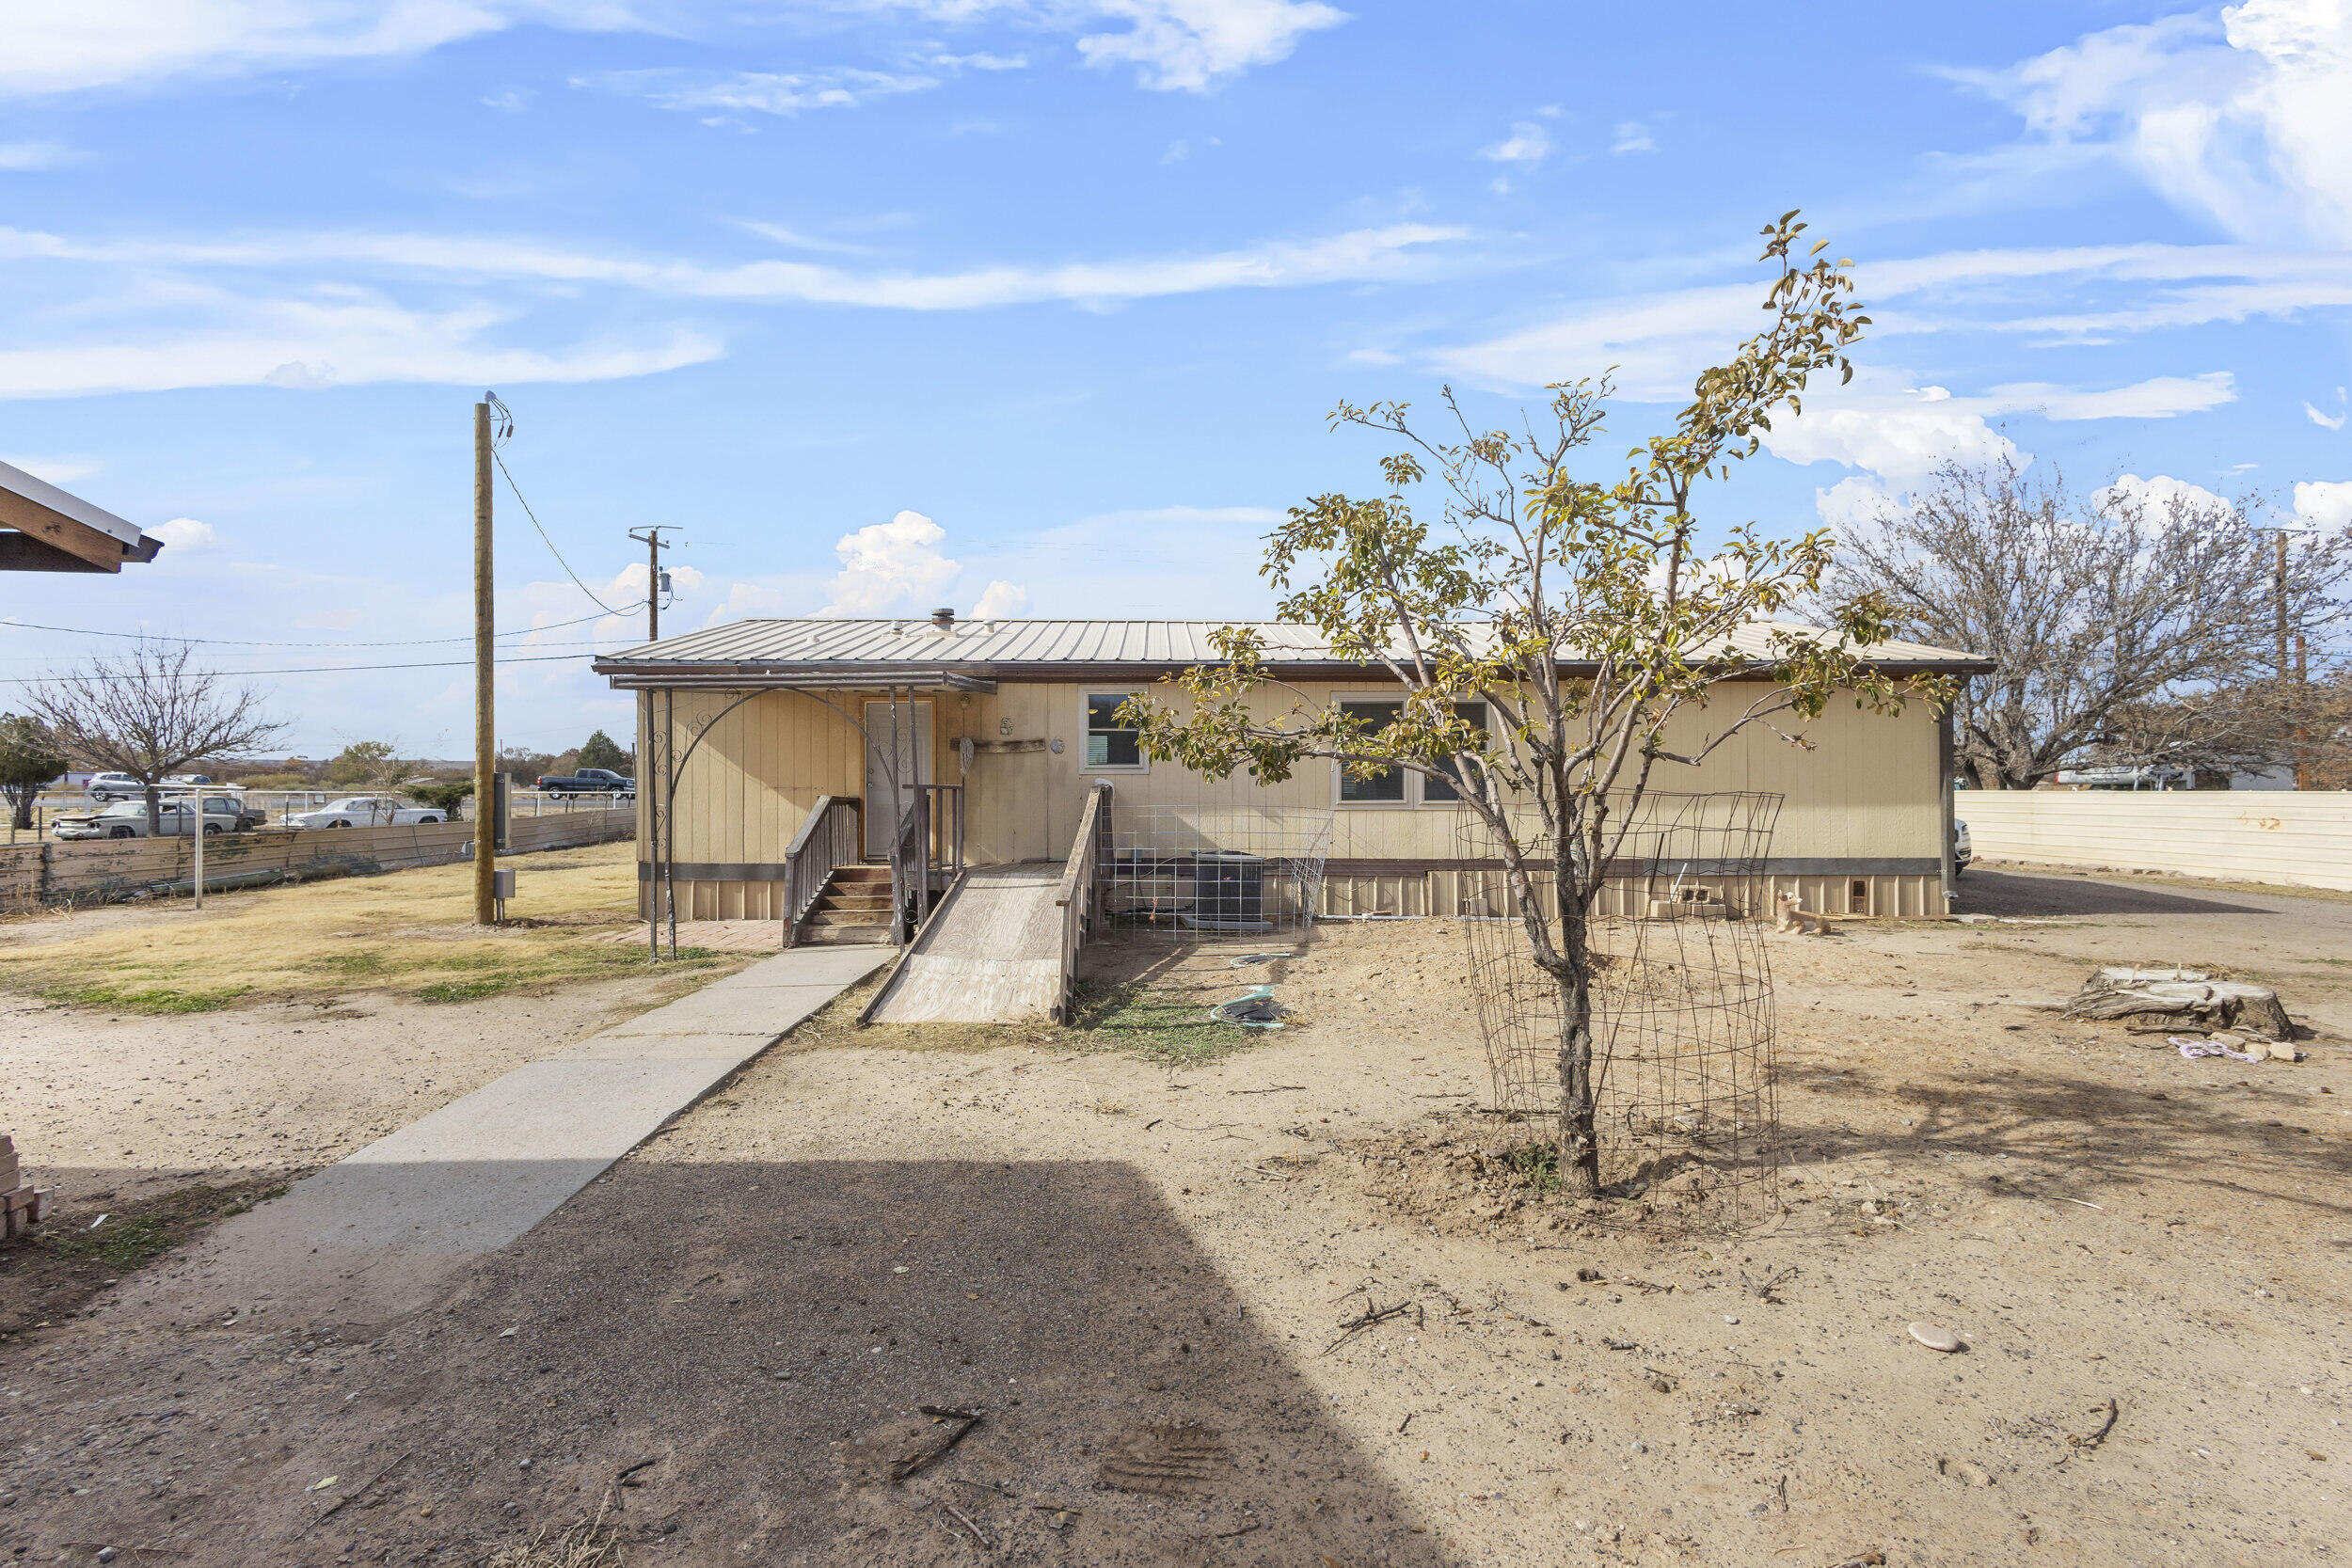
[0,453,101,483]
[0,291,721,400]
[1761,369,2233,487]
[2294,478,2352,528]
[1073,0,1347,92]
[2307,387,2348,428]
[970,579,1028,617]
[1978,372,2236,420]
[0,140,78,169]
[1610,121,1656,155]
[1814,475,1899,531]
[823,510,961,614]
[1481,121,1551,165]
[1763,377,2025,488]
[1955,0,2352,245]
[2,0,1328,101]
[0,0,639,97]
[735,220,878,257]
[2096,472,2233,518]
[151,516,217,552]
[585,67,942,118]
[1433,239,2337,393]
[480,87,534,114]
[0,219,1464,313]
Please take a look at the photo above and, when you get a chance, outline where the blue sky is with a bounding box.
[4,0,2350,756]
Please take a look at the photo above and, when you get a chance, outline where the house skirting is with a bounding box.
[639,857,1949,923]
[1319,860,1947,920]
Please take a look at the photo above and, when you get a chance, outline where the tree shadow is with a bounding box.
[26,1160,1451,1566]
[1958,867,2274,917]
[1779,1060,2352,1224]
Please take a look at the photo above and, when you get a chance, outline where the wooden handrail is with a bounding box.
[1057,780,1113,908]
[786,793,842,860]
[1052,780,1113,1022]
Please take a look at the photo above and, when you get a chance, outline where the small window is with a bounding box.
[1338,702,1406,801]
[1419,702,1488,803]
[1085,692,1145,769]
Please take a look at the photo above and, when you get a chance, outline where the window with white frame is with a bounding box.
[1335,699,1487,805]
[1084,691,1147,770]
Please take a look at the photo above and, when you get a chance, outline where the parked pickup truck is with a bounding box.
[284,796,448,830]
[533,768,635,798]
[54,795,262,840]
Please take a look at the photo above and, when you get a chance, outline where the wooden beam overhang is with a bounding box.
[0,460,160,574]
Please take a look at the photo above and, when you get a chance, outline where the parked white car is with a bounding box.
[1954,818,1972,876]
[284,796,447,830]
[87,770,145,802]
[54,796,253,840]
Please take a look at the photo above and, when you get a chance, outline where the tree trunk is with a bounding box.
[144,784,162,835]
[8,791,30,831]
[1552,907,1601,1196]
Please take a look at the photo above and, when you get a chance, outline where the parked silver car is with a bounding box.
[87,770,144,802]
[54,795,253,840]
[284,795,446,830]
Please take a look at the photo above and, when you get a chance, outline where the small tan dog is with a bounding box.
[1772,890,1827,935]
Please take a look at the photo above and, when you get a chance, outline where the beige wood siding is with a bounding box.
[638,678,1945,911]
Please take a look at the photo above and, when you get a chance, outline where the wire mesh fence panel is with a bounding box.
[1098,805,1334,942]
[1456,792,1783,1229]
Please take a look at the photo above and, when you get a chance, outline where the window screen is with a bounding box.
[1338,701,1406,801]
[1420,702,1488,803]
[1085,693,1142,768]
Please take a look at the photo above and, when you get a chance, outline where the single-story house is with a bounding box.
[594,612,1994,939]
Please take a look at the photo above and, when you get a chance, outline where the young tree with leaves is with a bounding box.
[1122,214,1937,1195]
[27,642,284,832]
[0,715,69,832]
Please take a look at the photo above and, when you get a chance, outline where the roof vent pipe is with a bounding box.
[930,607,955,634]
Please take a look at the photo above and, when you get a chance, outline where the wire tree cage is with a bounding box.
[1098,804,1334,942]
[1454,792,1784,1228]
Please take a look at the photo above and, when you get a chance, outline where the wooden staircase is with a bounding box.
[794,864,897,945]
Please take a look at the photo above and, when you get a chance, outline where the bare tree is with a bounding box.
[1124,214,1932,1195]
[1829,460,2352,789]
[26,642,285,832]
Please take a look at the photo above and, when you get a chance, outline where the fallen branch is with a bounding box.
[1321,1298,1421,1355]
[938,1499,993,1549]
[893,1407,983,1482]
[2060,1397,2118,1462]
[300,1449,411,1532]
[1227,1085,1309,1095]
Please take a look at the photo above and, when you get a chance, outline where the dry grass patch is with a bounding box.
[0,842,752,1013]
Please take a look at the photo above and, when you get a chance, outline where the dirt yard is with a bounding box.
[0,843,752,1334]
[3,864,2348,1566]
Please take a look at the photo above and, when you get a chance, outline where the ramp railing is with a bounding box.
[1052,780,1114,1022]
[781,795,861,948]
[888,784,964,943]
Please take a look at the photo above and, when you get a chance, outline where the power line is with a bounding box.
[0,651,600,685]
[0,605,645,649]
[491,443,631,618]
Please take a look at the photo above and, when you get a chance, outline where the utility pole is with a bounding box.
[473,397,498,926]
[628,526,676,642]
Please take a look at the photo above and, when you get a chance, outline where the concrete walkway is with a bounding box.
[154,943,894,1324]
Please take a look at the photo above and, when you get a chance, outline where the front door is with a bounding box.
[862,700,933,859]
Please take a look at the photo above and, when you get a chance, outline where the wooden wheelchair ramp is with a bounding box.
[867,862,1066,1024]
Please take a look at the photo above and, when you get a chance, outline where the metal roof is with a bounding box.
[0,457,163,573]
[595,617,1992,684]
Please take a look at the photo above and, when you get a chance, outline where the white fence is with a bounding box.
[1962,790,2352,893]
[20,787,629,835]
